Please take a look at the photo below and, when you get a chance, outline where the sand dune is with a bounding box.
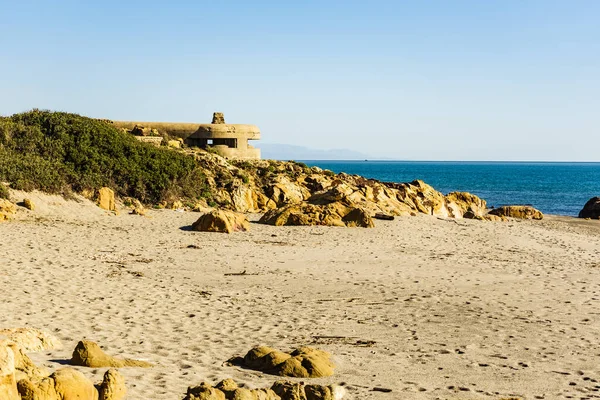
[2,191,600,399]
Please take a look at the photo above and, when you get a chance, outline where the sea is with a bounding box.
[301,161,600,217]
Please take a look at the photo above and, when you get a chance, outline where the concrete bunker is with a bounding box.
[185,113,261,160]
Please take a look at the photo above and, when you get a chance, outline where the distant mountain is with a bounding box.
[258,143,371,161]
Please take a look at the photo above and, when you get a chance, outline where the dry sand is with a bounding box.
[2,191,600,399]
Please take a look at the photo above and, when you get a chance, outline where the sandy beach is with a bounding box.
[2,192,600,399]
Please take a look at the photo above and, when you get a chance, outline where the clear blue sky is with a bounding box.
[1,1,598,161]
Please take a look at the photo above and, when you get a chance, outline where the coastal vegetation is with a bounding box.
[0,110,211,204]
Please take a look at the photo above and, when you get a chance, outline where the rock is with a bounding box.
[270,381,305,400]
[267,181,311,207]
[183,379,342,400]
[23,198,35,211]
[445,191,487,218]
[97,369,127,400]
[231,185,260,212]
[579,197,600,219]
[488,206,543,220]
[70,340,153,368]
[8,341,49,381]
[259,203,373,228]
[0,341,19,400]
[18,368,98,400]
[233,346,335,378]
[212,112,226,124]
[183,382,226,400]
[192,210,250,233]
[0,328,62,353]
[342,208,374,228]
[171,200,184,210]
[97,187,116,212]
[0,198,16,221]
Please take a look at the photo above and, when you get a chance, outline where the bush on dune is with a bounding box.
[0,110,211,204]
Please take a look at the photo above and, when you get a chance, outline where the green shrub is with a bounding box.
[0,183,9,199]
[0,110,210,204]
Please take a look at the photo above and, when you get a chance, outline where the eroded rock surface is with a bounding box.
[192,210,250,233]
[97,187,116,212]
[18,368,98,400]
[0,198,16,221]
[231,346,335,378]
[183,379,344,400]
[70,340,153,368]
[0,328,62,352]
[488,205,543,220]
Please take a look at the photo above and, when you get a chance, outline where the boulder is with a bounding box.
[445,191,487,218]
[579,197,600,219]
[192,210,250,233]
[130,125,151,136]
[0,328,62,352]
[97,188,116,212]
[18,368,98,400]
[0,199,16,221]
[0,341,19,400]
[183,382,226,400]
[231,185,260,212]
[488,206,543,220]
[97,369,127,400]
[23,198,35,211]
[232,346,335,378]
[271,381,345,400]
[70,340,153,368]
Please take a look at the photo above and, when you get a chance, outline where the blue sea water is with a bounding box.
[301,161,600,217]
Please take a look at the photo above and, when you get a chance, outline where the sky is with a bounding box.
[1,1,598,161]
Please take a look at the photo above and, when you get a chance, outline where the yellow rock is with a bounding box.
[18,368,98,400]
[70,340,153,368]
[23,198,35,211]
[0,199,16,221]
[97,187,116,212]
[0,341,19,400]
[192,210,249,234]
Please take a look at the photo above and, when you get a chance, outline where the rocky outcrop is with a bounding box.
[97,369,127,400]
[18,368,99,400]
[230,346,335,378]
[488,206,543,220]
[97,187,116,212]
[579,197,600,219]
[260,203,373,228]
[0,328,62,353]
[183,379,345,400]
[445,191,487,218]
[0,341,19,400]
[192,210,250,233]
[70,340,153,368]
[8,342,49,381]
[0,198,16,221]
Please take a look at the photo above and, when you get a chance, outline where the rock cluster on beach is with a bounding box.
[183,379,344,400]
[488,205,543,220]
[0,332,128,400]
[229,346,335,378]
